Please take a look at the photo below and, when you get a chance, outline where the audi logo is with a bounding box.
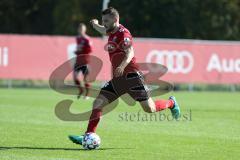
[146,50,194,74]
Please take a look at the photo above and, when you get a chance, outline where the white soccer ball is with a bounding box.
[82,133,101,150]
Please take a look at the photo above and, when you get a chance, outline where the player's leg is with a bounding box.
[86,94,110,133]
[68,94,109,145]
[73,63,83,99]
[69,95,110,145]
[69,80,119,145]
[127,72,180,119]
[86,80,119,133]
[139,96,180,119]
[138,97,156,113]
[82,65,90,99]
[130,87,175,113]
[139,97,172,112]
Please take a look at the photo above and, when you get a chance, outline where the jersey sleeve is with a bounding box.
[118,31,133,51]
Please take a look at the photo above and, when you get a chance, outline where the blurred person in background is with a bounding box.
[73,23,92,99]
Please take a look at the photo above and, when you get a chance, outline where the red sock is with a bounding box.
[86,108,102,133]
[154,100,174,112]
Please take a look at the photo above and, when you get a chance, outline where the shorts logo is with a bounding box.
[119,28,125,32]
[146,50,194,74]
[102,81,110,88]
[123,38,131,48]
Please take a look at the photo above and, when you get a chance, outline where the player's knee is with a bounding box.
[140,100,156,113]
[93,96,108,109]
[85,83,90,88]
[141,104,155,113]
[142,107,151,113]
[93,99,102,109]
[143,107,155,113]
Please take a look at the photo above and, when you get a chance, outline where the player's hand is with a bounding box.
[114,67,124,77]
[90,19,99,26]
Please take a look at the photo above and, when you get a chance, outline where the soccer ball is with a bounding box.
[82,133,101,150]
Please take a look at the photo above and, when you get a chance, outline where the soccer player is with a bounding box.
[69,7,180,144]
[73,23,92,99]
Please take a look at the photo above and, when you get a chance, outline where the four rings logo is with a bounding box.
[146,50,194,74]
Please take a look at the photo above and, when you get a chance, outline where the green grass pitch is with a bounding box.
[0,88,240,160]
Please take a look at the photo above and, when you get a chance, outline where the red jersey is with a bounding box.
[106,24,139,75]
[75,35,92,64]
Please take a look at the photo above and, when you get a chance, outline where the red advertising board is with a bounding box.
[0,34,239,84]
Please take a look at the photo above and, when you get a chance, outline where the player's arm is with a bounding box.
[114,46,134,77]
[90,19,106,35]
